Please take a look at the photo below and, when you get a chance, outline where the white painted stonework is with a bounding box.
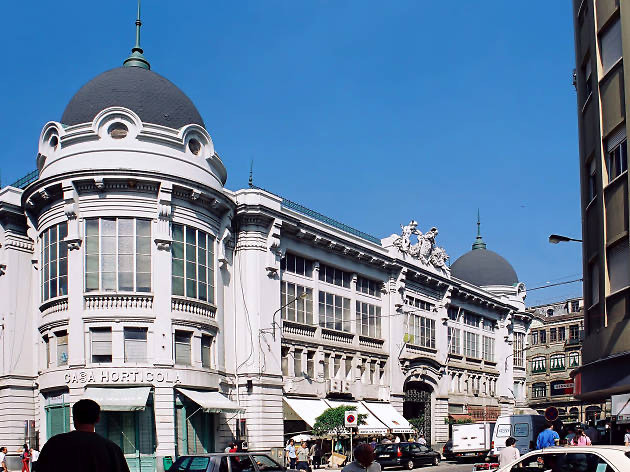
[0,104,530,471]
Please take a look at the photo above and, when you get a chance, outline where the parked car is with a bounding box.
[442,439,454,460]
[167,453,295,472]
[374,442,440,469]
[496,445,630,471]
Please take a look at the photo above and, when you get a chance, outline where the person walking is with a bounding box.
[498,437,520,468]
[536,422,560,449]
[341,444,381,472]
[571,428,592,446]
[624,426,630,446]
[36,399,130,472]
[285,439,297,470]
[19,444,30,472]
[0,447,7,472]
[296,441,310,472]
[310,442,322,469]
[30,448,40,472]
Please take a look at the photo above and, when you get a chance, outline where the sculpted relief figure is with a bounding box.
[393,221,449,273]
[394,220,420,252]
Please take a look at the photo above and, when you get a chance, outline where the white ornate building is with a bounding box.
[0,23,531,472]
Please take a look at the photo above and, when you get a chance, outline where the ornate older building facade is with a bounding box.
[0,22,530,472]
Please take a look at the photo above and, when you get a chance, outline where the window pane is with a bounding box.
[118,219,134,236]
[136,219,151,237]
[172,276,185,296]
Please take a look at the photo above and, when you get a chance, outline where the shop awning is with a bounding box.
[362,401,415,434]
[177,388,244,413]
[83,387,151,411]
[325,400,389,435]
[283,397,331,428]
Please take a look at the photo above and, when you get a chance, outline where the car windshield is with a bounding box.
[375,445,396,453]
[252,455,284,472]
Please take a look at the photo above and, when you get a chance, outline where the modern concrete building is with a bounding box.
[571,0,630,401]
[0,16,530,472]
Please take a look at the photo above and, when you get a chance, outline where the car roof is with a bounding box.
[178,453,271,457]
[528,445,630,453]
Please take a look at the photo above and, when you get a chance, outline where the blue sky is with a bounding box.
[0,1,582,306]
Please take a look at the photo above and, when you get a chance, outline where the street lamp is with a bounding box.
[272,292,309,341]
[548,234,583,244]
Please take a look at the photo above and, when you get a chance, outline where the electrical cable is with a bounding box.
[236,248,255,372]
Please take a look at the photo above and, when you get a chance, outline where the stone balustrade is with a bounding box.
[171,296,216,319]
[282,320,317,338]
[84,294,153,310]
[321,327,355,345]
[40,296,69,316]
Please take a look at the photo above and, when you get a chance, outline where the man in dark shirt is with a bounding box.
[37,399,130,472]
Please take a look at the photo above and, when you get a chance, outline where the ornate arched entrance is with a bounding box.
[403,381,433,443]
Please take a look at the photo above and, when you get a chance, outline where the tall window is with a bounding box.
[482,336,495,362]
[344,357,352,381]
[587,158,597,202]
[447,306,459,321]
[307,351,316,378]
[532,356,546,373]
[44,336,51,367]
[464,332,479,358]
[85,218,151,292]
[569,351,580,368]
[550,328,557,342]
[356,302,382,338]
[281,347,289,376]
[606,139,627,183]
[90,327,112,363]
[172,224,214,303]
[357,276,380,297]
[319,291,351,332]
[294,349,303,377]
[405,314,435,349]
[532,383,547,399]
[281,253,312,277]
[599,18,622,74]
[513,332,525,368]
[324,353,331,379]
[482,319,495,332]
[174,331,192,366]
[558,327,566,341]
[539,329,547,344]
[550,354,565,371]
[56,331,68,366]
[464,312,481,327]
[41,222,68,301]
[448,327,460,355]
[319,263,351,288]
[201,335,213,368]
[570,324,580,341]
[281,282,313,324]
[406,296,435,312]
[531,331,539,345]
[124,327,147,363]
[582,57,592,98]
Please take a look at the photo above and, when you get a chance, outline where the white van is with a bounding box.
[490,414,548,457]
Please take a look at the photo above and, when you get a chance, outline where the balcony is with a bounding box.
[84,293,153,311]
[359,335,385,349]
[171,296,216,319]
[321,328,355,345]
[282,320,317,338]
[40,296,69,317]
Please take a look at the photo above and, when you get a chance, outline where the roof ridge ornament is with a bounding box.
[472,208,487,250]
[123,0,151,70]
[392,220,450,274]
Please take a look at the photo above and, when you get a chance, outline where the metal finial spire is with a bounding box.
[123,0,151,69]
[249,160,254,188]
[472,208,487,250]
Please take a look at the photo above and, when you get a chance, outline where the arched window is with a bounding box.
[550,354,566,371]
[532,356,546,373]
[532,383,547,399]
[568,351,580,367]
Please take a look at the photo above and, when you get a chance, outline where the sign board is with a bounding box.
[344,411,357,428]
[545,406,559,422]
[550,381,575,397]
[612,394,630,424]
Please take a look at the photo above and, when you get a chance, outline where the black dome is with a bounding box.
[61,66,205,129]
[450,248,518,287]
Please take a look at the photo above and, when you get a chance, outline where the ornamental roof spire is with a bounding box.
[472,208,487,250]
[123,0,151,70]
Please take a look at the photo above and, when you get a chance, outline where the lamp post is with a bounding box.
[272,292,309,341]
[548,234,583,244]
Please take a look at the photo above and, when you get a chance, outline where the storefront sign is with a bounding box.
[63,369,181,385]
[550,380,574,396]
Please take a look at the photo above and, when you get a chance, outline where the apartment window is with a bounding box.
[281,347,289,376]
[570,324,580,341]
[41,222,68,301]
[448,327,461,355]
[44,336,51,367]
[124,327,147,363]
[91,327,112,363]
[281,282,313,324]
[606,140,628,183]
[532,356,546,373]
[590,262,600,306]
[447,306,459,321]
[482,319,495,332]
[539,329,547,344]
[532,383,547,399]
[345,357,353,381]
[600,18,622,74]
[558,327,566,341]
[201,335,213,368]
[333,355,341,379]
[319,263,351,288]
[531,331,538,345]
[550,354,565,371]
[174,331,192,366]
[172,224,214,302]
[56,331,68,366]
[280,253,313,277]
[464,332,479,359]
[608,242,630,293]
[569,351,580,368]
[550,328,557,342]
[406,296,435,312]
[357,276,380,297]
[464,312,481,328]
[356,301,382,338]
[294,349,303,377]
[356,358,365,382]
[324,353,331,379]
[582,58,592,98]
[369,361,376,384]
[85,218,151,293]
[570,300,580,313]
[405,314,436,349]
[587,159,597,202]
[482,336,495,362]
[379,361,386,384]
[319,291,351,332]
[307,351,316,378]
[513,332,525,368]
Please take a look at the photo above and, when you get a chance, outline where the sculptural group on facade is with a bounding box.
[393,220,449,272]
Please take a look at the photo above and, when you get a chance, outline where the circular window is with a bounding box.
[108,122,129,139]
[188,139,202,155]
[49,135,59,149]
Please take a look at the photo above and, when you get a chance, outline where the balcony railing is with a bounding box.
[40,296,69,317]
[321,328,355,345]
[282,320,317,338]
[84,293,153,310]
[359,335,385,349]
[171,297,216,319]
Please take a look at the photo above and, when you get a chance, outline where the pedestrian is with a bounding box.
[381,437,392,444]
[310,442,322,469]
[565,427,576,444]
[296,441,310,472]
[498,437,520,468]
[393,435,400,444]
[341,443,381,472]
[285,439,297,470]
[571,428,592,446]
[30,447,40,472]
[624,426,630,446]
[417,434,427,446]
[36,398,130,472]
[536,421,560,449]
[19,444,30,472]
[585,422,598,444]
[0,447,7,472]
